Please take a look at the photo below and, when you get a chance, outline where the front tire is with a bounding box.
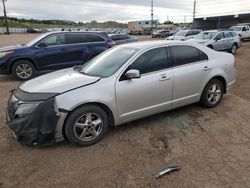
[64,105,109,146]
[200,79,224,108]
[12,60,36,81]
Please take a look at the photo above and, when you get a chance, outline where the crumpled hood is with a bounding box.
[20,67,100,93]
[0,44,26,52]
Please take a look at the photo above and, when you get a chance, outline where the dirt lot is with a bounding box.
[0,34,250,188]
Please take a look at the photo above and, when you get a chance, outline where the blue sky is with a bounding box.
[0,0,249,23]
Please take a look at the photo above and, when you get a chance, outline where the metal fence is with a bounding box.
[0,27,27,34]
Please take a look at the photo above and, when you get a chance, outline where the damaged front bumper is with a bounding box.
[6,94,67,146]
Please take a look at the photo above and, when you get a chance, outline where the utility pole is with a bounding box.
[151,0,154,29]
[192,0,196,29]
[2,0,9,34]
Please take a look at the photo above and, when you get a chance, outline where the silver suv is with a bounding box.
[6,41,236,147]
[189,30,241,54]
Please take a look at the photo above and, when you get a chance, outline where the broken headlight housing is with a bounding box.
[15,101,42,117]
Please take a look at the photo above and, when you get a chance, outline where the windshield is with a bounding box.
[230,27,242,31]
[175,30,187,36]
[81,47,138,77]
[194,32,216,40]
[25,33,50,47]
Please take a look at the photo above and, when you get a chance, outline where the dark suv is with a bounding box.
[0,31,115,80]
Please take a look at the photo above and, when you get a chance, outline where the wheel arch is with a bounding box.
[62,102,115,140]
[203,75,227,95]
[10,57,39,73]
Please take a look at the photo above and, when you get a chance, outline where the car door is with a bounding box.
[115,47,173,122]
[213,32,225,50]
[65,33,107,66]
[169,45,209,107]
[34,34,69,70]
[242,26,250,38]
[223,31,234,49]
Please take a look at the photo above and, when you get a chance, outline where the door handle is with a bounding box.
[159,74,171,81]
[203,66,211,71]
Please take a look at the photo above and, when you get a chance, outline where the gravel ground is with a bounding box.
[0,34,250,188]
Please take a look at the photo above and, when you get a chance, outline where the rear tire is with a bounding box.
[64,105,109,146]
[12,60,36,81]
[200,79,224,108]
[229,44,237,54]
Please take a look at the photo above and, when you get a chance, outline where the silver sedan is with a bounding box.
[6,41,236,146]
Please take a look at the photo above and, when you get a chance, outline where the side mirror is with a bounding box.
[125,69,141,79]
[37,43,48,48]
[215,37,221,41]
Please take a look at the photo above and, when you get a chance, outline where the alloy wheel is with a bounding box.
[73,113,103,142]
[207,83,222,105]
[16,64,33,79]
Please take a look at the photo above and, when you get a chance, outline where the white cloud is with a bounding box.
[0,0,249,23]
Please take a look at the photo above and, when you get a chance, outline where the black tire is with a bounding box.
[200,79,224,108]
[12,60,36,81]
[229,44,237,54]
[64,105,109,146]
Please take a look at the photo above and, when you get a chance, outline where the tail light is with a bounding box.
[107,41,116,48]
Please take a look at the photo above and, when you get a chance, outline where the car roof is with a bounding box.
[119,40,196,50]
[108,33,127,36]
[203,30,218,32]
[44,30,107,35]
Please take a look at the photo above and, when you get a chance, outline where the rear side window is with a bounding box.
[170,46,208,66]
[224,31,233,38]
[130,47,169,74]
[66,33,105,44]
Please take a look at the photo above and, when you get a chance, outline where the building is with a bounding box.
[194,13,250,30]
[128,20,159,31]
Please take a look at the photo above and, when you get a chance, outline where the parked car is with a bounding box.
[189,30,241,54]
[0,31,115,80]
[6,41,236,147]
[229,25,250,40]
[167,30,201,40]
[108,34,138,45]
[152,30,170,38]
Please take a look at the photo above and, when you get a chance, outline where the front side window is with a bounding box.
[186,31,194,36]
[242,27,247,31]
[130,47,168,74]
[214,32,224,40]
[170,45,207,66]
[42,34,65,46]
